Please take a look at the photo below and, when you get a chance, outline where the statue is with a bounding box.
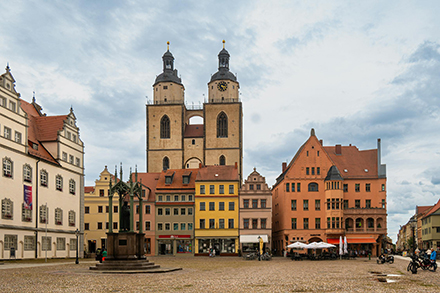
[121,201,130,231]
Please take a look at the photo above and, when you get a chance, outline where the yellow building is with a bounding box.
[194,165,240,256]
[84,166,119,253]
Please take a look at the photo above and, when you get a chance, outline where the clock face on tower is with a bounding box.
[217,81,228,92]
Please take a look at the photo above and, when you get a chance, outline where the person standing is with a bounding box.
[430,247,437,263]
[102,249,107,262]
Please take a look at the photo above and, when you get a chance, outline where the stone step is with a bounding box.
[95,261,153,267]
[90,264,161,271]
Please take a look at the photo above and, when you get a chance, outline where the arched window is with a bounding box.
[308,182,319,192]
[40,170,48,187]
[23,164,32,182]
[163,157,170,171]
[56,175,63,191]
[69,179,76,195]
[3,157,13,178]
[219,155,226,165]
[55,208,63,225]
[2,198,13,219]
[160,115,170,139]
[217,112,228,138]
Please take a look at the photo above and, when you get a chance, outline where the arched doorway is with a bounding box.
[185,158,202,169]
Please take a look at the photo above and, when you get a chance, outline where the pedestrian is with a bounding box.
[213,248,216,257]
[102,249,107,262]
[430,247,437,263]
[427,248,432,256]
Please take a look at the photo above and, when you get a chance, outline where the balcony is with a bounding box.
[343,208,386,216]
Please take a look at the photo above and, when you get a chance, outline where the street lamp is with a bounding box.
[409,218,417,256]
[75,229,80,264]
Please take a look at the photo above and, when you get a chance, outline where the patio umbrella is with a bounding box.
[344,236,348,254]
[304,242,322,249]
[339,236,343,257]
[287,241,308,249]
[317,242,336,249]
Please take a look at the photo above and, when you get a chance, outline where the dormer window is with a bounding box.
[165,176,172,184]
[32,142,38,150]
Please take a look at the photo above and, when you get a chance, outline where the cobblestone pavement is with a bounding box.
[0,256,439,292]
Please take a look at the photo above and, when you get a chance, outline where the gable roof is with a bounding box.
[156,168,197,191]
[324,146,378,179]
[416,205,434,215]
[196,165,239,182]
[422,199,440,219]
[134,172,161,201]
[84,186,95,194]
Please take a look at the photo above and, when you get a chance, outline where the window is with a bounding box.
[165,223,170,230]
[2,198,13,220]
[165,208,170,215]
[181,208,186,215]
[183,175,189,184]
[62,152,67,161]
[3,157,13,177]
[66,131,71,140]
[261,199,266,208]
[381,184,385,191]
[4,127,11,139]
[180,223,186,230]
[252,218,258,229]
[68,210,75,227]
[72,134,77,142]
[4,234,17,251]
[303,200,309,211]
[145,205,151,214]
[188,195,193,201]
[311,167,315,175]
[75,157,80,167]
[219,202,224,211]
[291,200,296,211]
[188,223,193,230]
[355,200,360,208]
[106,206,109,213]
[209,202,215,211]
[344,200,348,209]
[249,184,254,190]
[200,219,205,229]
[257,184,261,190]
[306,167,309,175]
[200,202,205,211]
[228,219,234,229]
[381,199,385,209]
[69,179,76,195]
[98,206,103,213]
[158,195,163,202]
[343,184,348,192]
[40,205,48,223]
[157,208,163,215]
[97,222,103,230]
[99,189,104,197]
[303,218,309,229]
[15,131,22,143]
[157,223,163,231]
[200,185,205,194]
[229,202,235,211]
[42,236,51,251]
[219,155,226,165]
[145,221,151,231]
[69,155,74,164]
[163,157,169,171]
[0,97,5,107]
[366,183,371,192]
[243,218,249,229]
[55,208,63,225]
[308,182,318,192]
[160,115,170,138]
[56,175,63,191]
[355,184,360,192]
[174,208,179,215]
[291,218,297,229]
[114,206,118,213]
[219,219,225,229]
[20,203,31,222]
[286,183,290,192]
[261,218,267,229]
[174,223,179,230]
[366,199,371,208]
[188,208,193,215]
[40,170,48,186]
[219,185,224,194]
[317,167,320,175]
[209,185,215,194]
[252,199,258,208]
[243,199,249,208]
[165,176,173,185]
[209,219,215,229]
[166,195,171,201]
[315,200,320,211]
[113,222,118,230]
[22,164,32,182]
[229,185,234,194]
[297,183,301,192]
[24,236,36,251]
[217,112,228,138]
[315,218,321,229]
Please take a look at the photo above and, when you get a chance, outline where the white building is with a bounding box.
[0,65,84,259]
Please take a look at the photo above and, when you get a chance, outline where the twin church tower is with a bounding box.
[146,41,243,180]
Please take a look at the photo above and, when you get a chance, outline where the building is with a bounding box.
[84,167,160,256]
[146,41,243,181]
[0,65,84,259]
[421,199,440,250]
[194,165,240,256]
[272,129,387,256]
[239,168,272,253]
[155,169,196,255]
[416,205,433,249]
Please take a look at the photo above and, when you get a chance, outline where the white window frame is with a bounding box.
[14,131,22,143]
[55,208,63,225]
[3,157,13,178]
[56,175,63,191]
[40,205,48,224]
[69,179,76,195]
[56,237,66,250]
[2,198,13,219]
[4,234,17,250]
[24,236,36,250]
[22,203,32,222]
[23,164,32,182]
[62,152,67,161]
[68,210,75,227]
[4,126,11,139]
[40,170,48,187]
[42,236,51,251]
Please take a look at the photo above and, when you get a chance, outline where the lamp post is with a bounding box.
[409,218,417,256]
[75,229,80,264]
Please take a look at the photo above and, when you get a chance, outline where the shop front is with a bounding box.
[196,238,238,256]
[240,235,269,253]
[157,235,194,256]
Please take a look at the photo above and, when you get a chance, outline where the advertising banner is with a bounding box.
[24,185,32,210]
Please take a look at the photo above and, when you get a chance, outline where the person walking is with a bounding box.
[102,249,107,262]
[430,247,437,263]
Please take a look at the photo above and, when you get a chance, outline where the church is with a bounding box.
[146,41,243,181]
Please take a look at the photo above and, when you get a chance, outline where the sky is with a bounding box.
[1,0,440,243]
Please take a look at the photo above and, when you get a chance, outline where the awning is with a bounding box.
[240,235,268,243]
[327,238,376,244]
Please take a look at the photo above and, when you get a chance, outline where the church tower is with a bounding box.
[146,41,243,181]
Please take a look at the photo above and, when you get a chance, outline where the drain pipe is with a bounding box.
[35,159,40,259]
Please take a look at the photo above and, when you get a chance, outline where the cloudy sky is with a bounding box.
[1,0,439,242]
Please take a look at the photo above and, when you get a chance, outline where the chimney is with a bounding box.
[319,140,323,145]
[335,144,342,155]
[234,162,238,169]
[377,138,381,174]
[282,162,287,173]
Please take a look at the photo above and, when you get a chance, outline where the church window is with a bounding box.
[219,155,225,165]
[217,112,228,138]
[163,157,169,171]
[160,115,170,139]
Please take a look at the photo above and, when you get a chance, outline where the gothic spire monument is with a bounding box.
[146,41,243,181]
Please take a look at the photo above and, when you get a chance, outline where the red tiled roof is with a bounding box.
[417,205,433,215]
[184,124,204,138]
[134,172,161,201]
[196,165,239,182]
[156,169,197,190]
[422,199,440,219]
[84,186,95,194]
[324,146,378,179]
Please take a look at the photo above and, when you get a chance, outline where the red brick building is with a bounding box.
[272,129,387,256]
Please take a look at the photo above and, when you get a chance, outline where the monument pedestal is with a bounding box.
[106,232,145,260]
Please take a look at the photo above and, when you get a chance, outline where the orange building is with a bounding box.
[272,129,387,256]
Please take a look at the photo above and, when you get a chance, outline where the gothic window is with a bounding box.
[23,164,32,182]
[217,112,228,138]
[163,157,169,171]
[160,115,170,139]
[69,179,76,195]
[40,170,48,187]
[2,198,13,219]
[219,155,226,165]
[3,157,13,178]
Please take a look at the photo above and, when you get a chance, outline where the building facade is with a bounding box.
[272,129,387,256]
[194,165,239,256]
[421,199,440,250]
[146,42,243,181]
[239,168,272,253]
[155,169,196,256]
[0,65,84,259]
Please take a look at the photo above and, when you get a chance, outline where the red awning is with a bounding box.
[327,238,376,244]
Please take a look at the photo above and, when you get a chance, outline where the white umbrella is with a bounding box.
[339,236,343,256]
[287,241,308,249]
[344,236,348,254]
[304,242,323,249]
[317,241,336,249]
